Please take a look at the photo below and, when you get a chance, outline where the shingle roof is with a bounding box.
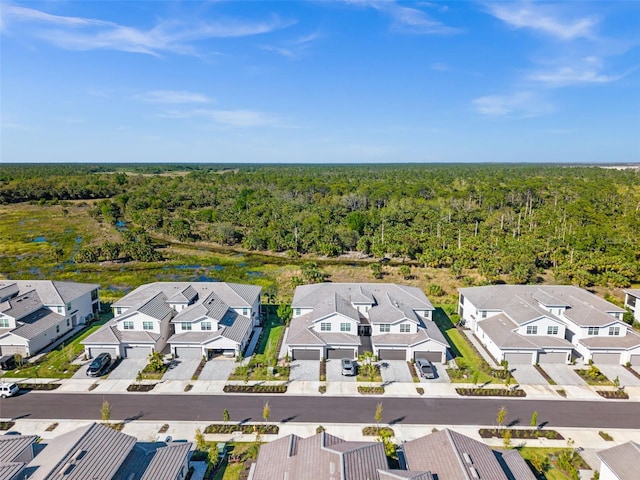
[137,292,173,320]
[0,435,37,463]
[597,441,640,480]
[0,462,24,480]
[0,283,19,302]
[219,311,252,343]
[579,330,640,350]
[112,441,192,480]
[478,314,573,350]
[378,471,434,480]
[624,289,640,298]
[167,285,198,304]
[0,290,44,320]
[0,280,98,305]
[11,308,66,341]
[26,422,137,480]
[81,321,122,345]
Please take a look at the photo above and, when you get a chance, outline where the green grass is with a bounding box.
[575,368,614,386]
[211,442,255,480]
[432,306,503,385]
[518,447,589,480]
[4,312,112,379]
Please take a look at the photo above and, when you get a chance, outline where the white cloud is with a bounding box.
[472,91,554,118]
[2,5,294,56]
[485,2,597,40]
[260,30,323,59]
[528,57,625,87]
[158,109,284,128]
[136,90,212,104]
[345,0,460,35]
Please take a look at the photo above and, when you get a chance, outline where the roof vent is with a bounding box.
[463,452,473,465]
[72,449,85,461]
[470,466,480,479]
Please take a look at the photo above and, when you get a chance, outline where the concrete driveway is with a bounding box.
[72,361,94,379]
[511,364,548,386]
[422,362,451,384]
[162,359,200,381]
[107,358,148,380]
[198,358,236,381]
[326,359,357,382]
[289,360,319,382]
[597,364,640,387]
[542,364,587,386]
[379,360,413,384]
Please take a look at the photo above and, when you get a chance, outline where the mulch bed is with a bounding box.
[623,365,640,380]
[127,383,156,392]
[0,421,16,430]
[18,383,61,391]
[319,360,326,381]
[223,384,287,394]
[456,387,526,397]
[358,386,385,395]
[184,384,193,392]
[191,359,207,381]
[534,364,557,385]
[597,390,629,399]
[362,426,395,436]
[159,424,170,433]
[407,361,420,382]
[416,387,424,395]
[479,428,564,440]
[204,423,279,434]
[45,422,58,431]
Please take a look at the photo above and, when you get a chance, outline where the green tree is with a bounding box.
[374,402,383,435]
[101,400,112,422]
[195,428,206,451]
[277,304,293,325]
[502,428,512,448]
[223,409,230,423]
[530,411,538,428]
[370,262,383,279]
[398,264,411,279]
[496,406,507,431]
[147,351,164,372]
[263,401,271,423]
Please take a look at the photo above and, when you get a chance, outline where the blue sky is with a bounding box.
[1,1,639,164]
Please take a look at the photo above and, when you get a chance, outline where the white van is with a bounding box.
[0,382,19,398]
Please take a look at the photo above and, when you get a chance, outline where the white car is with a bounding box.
[0,382,19,399]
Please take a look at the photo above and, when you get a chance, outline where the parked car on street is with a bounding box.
[415,358,436,379]
[0,382,19,398]
[341,358,356,376]
[86,352,111,377]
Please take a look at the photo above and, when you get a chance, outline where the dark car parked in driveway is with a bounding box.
[415,358,436,379]
[86,353,111,377]
[0,355,17,371]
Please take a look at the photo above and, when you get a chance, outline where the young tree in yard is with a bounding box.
[14,353,23,367]
[496,406,507,431]
[147,351,164,372]
[398,264,411,279]
[370,262,383,279]
[377,429,395,457]
[502,428,512,448]
[223,409,230,423]
[101,400,112,422]
[472,370,480,387]
[195,428,206,451]
[136,370,143,384]
[530,411,538,428]
[263,401,271,423]
[374,402,383,435]
[276,304,293,325]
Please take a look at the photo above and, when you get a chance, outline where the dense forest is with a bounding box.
[1,163,639,289]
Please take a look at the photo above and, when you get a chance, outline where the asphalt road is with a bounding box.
[1,393,640,429]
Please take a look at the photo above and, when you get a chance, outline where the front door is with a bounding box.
[358,325,371,336]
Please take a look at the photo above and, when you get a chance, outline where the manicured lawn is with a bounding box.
[4,312,112,379]
[518,447,590,480]
[211,442,255,480]
[575,367,614,386]
[432,306,503,385]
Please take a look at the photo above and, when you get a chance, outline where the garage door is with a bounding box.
[174,346,202,359]
[291,349,321,360]
[591,352,621,365]
[326,348,356,360]
[537,351,569,364]
[629,355,640,366]
[124,346,152,359]
[504,352,534,364]
[413,351,443,363]
[88,347,118,359]
[378,349,406,360]
[0,345,28,356]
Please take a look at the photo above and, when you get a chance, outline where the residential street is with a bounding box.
[1,393,639,429]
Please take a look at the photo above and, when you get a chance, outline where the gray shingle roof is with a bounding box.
[625,289,640,298]
[26,423,137,480]
[478,314,573,350]
[597,441,640,480]
[137,292,173,320]
[579,330,640,350]
[378,471,434,480]
[0,283,19,302]
[0,462,24,480]
[81,321,122,345]
[219,311,252,344]
[11,308,66,341]
[112,441,192,480]
[167,285,198,304]
[0,435,37,463]
[0,280,98,305]
[0,290,43,320]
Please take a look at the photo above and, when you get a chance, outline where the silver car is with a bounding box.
[415,358,436,379]
[341,358,356,376]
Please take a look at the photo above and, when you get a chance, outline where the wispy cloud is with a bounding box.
[485,2,598,40]
[528,57,625,87]
[158,108,285,128]
[260,30,323,59]
[430,62,450,71]
[2,5,294,56]
[472,91,554,118]
[345,0,460,35]
[136,90,212,104]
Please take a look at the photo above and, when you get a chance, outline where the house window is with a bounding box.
[526,326,538,335]
[57,306,64,314]
[66,303,72,310]
[201,322,212,331]
[547,326,558,335]
[294,308,301,316]
[481,311,487,319]
[123,321,134,330]
[243,308,249,316]
[0,318,9,328]
[91,289,99,301]
[400,324,411,333]
[608,326,620,336]
[56,325,60,334]
[588,327,600,336]
[320,322,331,332]
[66,318,70,327]
[181,322,192,331]
[143,321,154,331]
[340,323,351,332]
[380,324,390,333]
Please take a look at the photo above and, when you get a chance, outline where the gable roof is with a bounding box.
[112,441,192,480]
[0,280,98,306]
[597,441,640,480]
[0,435,37,463]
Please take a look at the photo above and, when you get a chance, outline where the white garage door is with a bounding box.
[174,346,202,359]
[124,346,152,359]
[591,352,621,365]
[88,347,118,359]
[630,355,640,366]
[504,352,534,364]
[537,351,569,364]
[0,345,28,356]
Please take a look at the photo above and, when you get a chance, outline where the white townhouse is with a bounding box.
[83,282,261,360]
[0,280,100,357]
[285,283,449,362]
[458,285,640,366]
[624,289,640,324]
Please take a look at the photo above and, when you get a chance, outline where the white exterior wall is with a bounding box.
[190,318,219,332]
[23,317,71,355]
[516,317,566,338]
[372,320,417,336]
[0,313,16,329]
[574,322,628,341]
[598,462,620,480]
[251,297,261,327]
[0,333,28,354]
[458,295,480,331]
[408,340,447,362]
[312,313,358,334]
[292,307,313,318]
[63,289,98,324]
[625,292,640,322]
[621,344,640,365]
[117,312,161,333]
[475,325,505,362]
[204,336,241,354]
[354,304,372,317]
